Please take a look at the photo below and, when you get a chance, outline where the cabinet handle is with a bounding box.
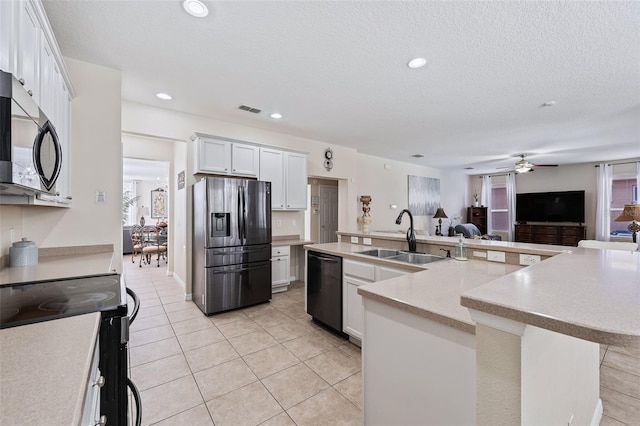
[95,415,107,426]
[18,78,25,85]
[233,169,236,172]
[95,376,105,388]
[27,90,33,97]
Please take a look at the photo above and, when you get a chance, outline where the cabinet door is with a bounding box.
[259,148,285,209]
[284,152,308,210]
[231,143,259,177]
[0,0,14,72]
[16,0,40,102]
[38,34,55,121]
[376,266,408,281]
[343,275,368,339]
[197,137,230,174]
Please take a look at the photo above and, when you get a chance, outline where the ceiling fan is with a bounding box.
[501,154,558,173]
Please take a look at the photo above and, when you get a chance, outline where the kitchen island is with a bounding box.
[306,232,640,425]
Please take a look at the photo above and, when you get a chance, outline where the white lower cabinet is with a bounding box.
[81,337,105,426]
[343,259,408,342]
[271,246,290,293]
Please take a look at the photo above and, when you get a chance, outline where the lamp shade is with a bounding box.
[433,207,448,219]
[614,204,640,222]
[138,206,150,217]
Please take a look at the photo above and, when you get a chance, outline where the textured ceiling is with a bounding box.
[43,1,640,174]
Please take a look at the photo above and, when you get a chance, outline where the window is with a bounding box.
[491,184,508,231]
[610,177,636,237]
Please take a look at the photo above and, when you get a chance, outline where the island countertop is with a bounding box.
[0,313,101,425]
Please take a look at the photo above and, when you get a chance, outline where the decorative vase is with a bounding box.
[448,226,455,237]
[474,201,479,207]
[359,195,372,234]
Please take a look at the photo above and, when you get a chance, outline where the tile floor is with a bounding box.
[124,256,639,426]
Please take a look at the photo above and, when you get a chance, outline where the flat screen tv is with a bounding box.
[516,190,585,223]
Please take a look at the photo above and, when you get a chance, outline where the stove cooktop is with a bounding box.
[0,273,124,328]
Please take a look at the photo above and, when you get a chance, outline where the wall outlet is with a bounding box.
[9,228,15,243]
[276,220,282,227]
[519,254,541,265]
[363,238,372,245]
[291,219,296,226]
[487,251,506,262]
[350,236,359,244]
[473,251,487,258]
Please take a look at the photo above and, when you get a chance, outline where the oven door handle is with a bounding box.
[127,378,142,426]
[126,287,140,325]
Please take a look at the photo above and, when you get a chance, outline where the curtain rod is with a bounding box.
[477,173,511,178]
[594,160,640,167]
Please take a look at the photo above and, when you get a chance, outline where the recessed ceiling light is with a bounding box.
[270,113,282,119]
[156,93,172,100]
[407,57,427,69]
[182,0,208,18]
[411,154,424,158]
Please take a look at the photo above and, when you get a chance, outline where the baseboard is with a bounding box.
[590,398,603,426]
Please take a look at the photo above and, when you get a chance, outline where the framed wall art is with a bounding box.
[151,189,167,218]
[408,175,440,216]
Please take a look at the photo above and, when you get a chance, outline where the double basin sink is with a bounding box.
[356,248,447,265]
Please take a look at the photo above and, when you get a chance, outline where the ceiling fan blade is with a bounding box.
[532,164,558,167]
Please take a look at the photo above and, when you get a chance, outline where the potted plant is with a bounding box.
[473,193,479,207]
[122,191,140,225]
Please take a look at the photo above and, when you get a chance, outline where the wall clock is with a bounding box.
[324,148,333,171]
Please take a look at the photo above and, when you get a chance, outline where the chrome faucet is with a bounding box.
[395,209,416,252]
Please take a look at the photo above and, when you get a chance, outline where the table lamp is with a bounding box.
[614,203,640,243]
[433,207,448,236]
[138,206,150,227]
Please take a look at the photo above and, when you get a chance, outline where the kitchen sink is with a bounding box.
[356,248,404,258]
[355,249,447,265]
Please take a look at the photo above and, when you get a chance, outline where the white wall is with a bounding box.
[0,59,122,265]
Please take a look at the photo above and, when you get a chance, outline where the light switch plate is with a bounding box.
[363,238,372,245]
[473,251,487,258]
[487,251,506,262]
[519,254,541,265]
[350,236,359,244]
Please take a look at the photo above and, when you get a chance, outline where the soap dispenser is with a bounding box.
[454,238,468,261]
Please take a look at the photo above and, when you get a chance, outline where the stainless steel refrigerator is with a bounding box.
[192,176,272,314]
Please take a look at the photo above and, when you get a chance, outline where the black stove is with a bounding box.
[0,273,141,425]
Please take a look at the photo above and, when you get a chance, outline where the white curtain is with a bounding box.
[636,161,640,203]
[595,164,612,241]
[505,173,517,242]
[481,175,492,233]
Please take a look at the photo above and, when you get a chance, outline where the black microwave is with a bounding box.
[0,70,62,196]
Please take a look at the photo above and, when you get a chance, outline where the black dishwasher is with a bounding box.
[307,251,346,336]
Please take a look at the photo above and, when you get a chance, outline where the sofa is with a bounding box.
[454,223,502,241]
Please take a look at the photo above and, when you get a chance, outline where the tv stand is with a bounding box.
[514,224,586,247]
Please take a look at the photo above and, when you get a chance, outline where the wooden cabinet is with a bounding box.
[271,246,290,293]
[467,207,487,234]
[259,148,307,210]
[514,224,585,247]
[343,259,408,342]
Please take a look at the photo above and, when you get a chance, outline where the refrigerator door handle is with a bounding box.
[241,187,247,243]
[209,247,269,255]
[237,185,243,240]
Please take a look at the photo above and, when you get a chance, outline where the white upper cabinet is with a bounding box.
[284,152,307,210]
[259,148,285,209]
[196,137,231,174]
[15,0,40,102]
[0,1,14,72]
[230,143,259,177]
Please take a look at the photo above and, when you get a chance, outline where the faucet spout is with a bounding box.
[395,209,417,252]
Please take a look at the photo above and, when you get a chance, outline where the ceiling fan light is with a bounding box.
[183,0,208,17]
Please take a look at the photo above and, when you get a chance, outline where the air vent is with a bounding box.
[238,105,261,114]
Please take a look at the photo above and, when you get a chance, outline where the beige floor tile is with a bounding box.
[131,353,191,391]
[152,404,214,426]
[305,348,361,385]
[130,337,182,367]
[129,324,175,348]
[262,321,312,343]
[262,363,330,409]
[282,333,336,361]
[131,313,170,332]
[137,289,160,300]
[184,340,239,373]
[160,294,185,305]
[177,327,226,352]
[275,303,310,320]
[139,375,204,425]
[251,310,291,328]
[218,318,263,339]
[269,294,300,309]
[601,365,640,399]
[207,381,283,425]
[600,385,640,425]
[172,316,215,336]
[167,306,208,323]
[259,412,297,426]
[209,310,249,326]
[337,342,362,360]
[194,358,258,401]
[243,344,301,379]
[243,303,278,318]
[135,304,166,320]
[334,372,362,408]
[286,387,361,425]
[229,331,279,356]
[138,296,162,308]
[603,350,640,377]
[163,300,196,313]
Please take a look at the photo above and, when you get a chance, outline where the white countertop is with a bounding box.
[0,313,101,425]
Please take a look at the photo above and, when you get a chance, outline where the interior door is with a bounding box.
[319,184,338,243]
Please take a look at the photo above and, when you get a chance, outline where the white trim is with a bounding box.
[590,398,603,426]
[468,309,526,336]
